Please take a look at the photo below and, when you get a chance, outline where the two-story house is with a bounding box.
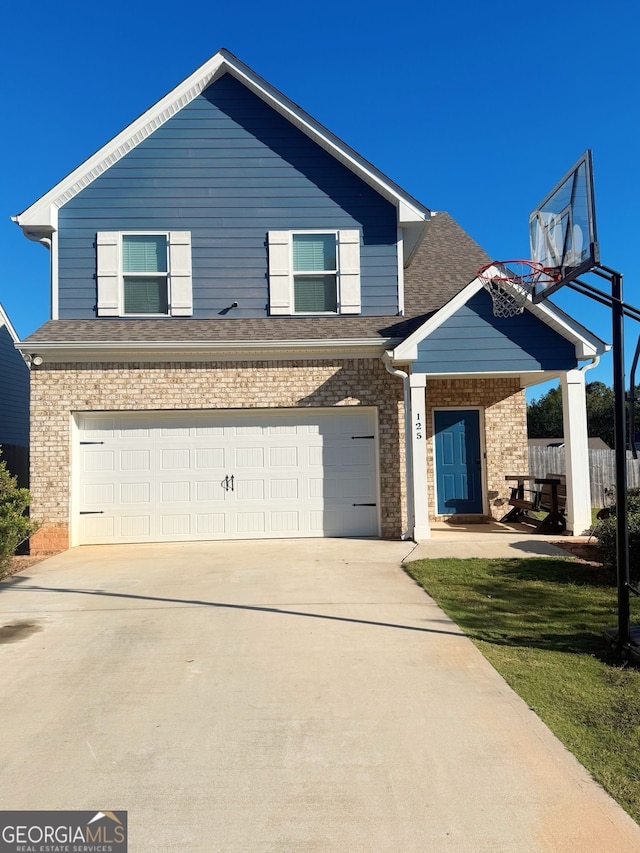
[14,49,605,553]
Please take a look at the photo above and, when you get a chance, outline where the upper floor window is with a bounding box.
[122,235,168,314]
[96,231,192,317]
[292,234,338,313]
[268,229,361,315]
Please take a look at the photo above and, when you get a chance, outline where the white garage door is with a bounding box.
[76,408,379,544]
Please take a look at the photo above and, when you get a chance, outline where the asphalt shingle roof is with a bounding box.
[23,212,489,346]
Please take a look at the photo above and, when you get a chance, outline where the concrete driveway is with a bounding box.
[1,539,638,852]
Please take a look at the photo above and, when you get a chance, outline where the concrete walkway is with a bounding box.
[409,520,582,560]
[0,538,637,852]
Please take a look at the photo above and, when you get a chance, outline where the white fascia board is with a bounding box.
[393,278,485,361]
[15,53,229,230]
[0,304,21,344]
[15,49,429,237]
[17,337,401,363]
[391,276,609,363]
[526,298,609,359]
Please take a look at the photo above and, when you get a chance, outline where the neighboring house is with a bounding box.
[528,437,611,450]
[0,303,29,486]
[13,49,607,553]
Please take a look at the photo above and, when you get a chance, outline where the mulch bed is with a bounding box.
[1,555,48,580]
[551,538,604,567]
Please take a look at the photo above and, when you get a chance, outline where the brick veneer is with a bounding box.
[29,362,528,553]
[29,358,406,553]
[425,377,528,520]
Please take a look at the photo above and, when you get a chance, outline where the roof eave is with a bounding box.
[17,336,401,363]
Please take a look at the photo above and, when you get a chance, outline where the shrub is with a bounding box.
[0,456,36,576]
[597,488,640,584]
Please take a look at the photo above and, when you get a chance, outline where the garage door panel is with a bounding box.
[271,510,300,532]
[270,479,298,499]
[77,409,378,544]
[237,512,265,533]
[120,516,150,538]
[196,513,225,534]
[235,479,265,501]
[269,446,298,467]
[84,450,115,472]
[236,447,264,467]
[120,482,150,504]
[161,514,191,536]
[195,448,225,469]
[161,481,190,503]
[161,448,190,470]
[82,515,115,540]
[83,483,115,505]
[195,480,226,502]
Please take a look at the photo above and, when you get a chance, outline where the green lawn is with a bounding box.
[404,556,640,824]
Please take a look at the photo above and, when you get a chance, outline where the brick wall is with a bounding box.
[29,358,406,552]
[425,377,527,520]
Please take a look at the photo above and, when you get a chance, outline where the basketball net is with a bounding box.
[477,260,556,318]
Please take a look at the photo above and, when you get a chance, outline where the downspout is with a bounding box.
[580,354,600,376]
[383,351,413,540]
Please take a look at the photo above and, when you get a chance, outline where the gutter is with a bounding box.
[17,337,404,364]
[382,351,413,540]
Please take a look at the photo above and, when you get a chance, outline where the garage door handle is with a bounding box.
[353,503,376,507]
[80,511,104,515]
[222,475,235,492]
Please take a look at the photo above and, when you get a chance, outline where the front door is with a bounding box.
[434,409,483,515]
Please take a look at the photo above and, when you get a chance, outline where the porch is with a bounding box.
[408,519,586,560]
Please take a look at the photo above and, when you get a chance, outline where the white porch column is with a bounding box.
[409,374,431,540]
[561,369,592,535]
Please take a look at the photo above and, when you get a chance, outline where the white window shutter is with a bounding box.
[96,232,120,316]
[168,231,193,316]
[338,230,361,314]
[268,231,292,315]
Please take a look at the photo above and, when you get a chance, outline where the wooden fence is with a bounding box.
[528,446,640,507]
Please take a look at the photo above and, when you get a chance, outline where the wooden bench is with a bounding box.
[501,474,567,533]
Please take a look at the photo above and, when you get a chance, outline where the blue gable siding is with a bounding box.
[57,73,399,319]
[415,291,578,373]
[0,322,29,447]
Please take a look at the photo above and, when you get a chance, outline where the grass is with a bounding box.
[404,556,640,824]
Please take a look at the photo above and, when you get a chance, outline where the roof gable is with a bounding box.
[393,273,608,363]
[14,49,428,255]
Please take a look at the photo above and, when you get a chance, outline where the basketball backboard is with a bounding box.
[529,150,599,302]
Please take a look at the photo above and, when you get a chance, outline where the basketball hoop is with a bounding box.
[477,260,559,318]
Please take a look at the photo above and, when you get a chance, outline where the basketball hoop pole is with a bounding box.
[567,265,633,656]
[610,270,631,653]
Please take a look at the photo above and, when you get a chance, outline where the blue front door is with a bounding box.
[434,409,483,515]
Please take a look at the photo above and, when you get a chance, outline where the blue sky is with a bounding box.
[3,0,639,400]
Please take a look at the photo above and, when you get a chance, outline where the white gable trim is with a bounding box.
[392,277,608,362]
[14,49,429,239]
[0,304,21,344]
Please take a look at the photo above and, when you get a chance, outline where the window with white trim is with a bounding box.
[292,233,337,312]
[96,231,193,317]
[268,229,361,315]
[122,234,168,314]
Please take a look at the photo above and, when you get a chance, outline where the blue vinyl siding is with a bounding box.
[0,323,29,446]
[57,73,398,318]
[415,291,578,373]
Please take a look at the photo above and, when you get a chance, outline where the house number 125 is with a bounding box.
[415,413,423,440]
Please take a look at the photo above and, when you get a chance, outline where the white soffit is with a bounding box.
[14,49,429,235]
